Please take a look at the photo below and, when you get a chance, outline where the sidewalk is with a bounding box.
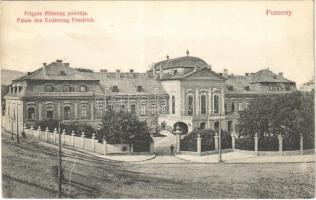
[175,151,315,163]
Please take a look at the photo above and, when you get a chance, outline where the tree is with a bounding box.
[238,91,314,149]
[100,109,153,147]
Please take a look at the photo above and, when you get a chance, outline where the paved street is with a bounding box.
[2,130,315,198]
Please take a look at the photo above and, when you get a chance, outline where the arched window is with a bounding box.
[45,85,53,92]
[172,96,175,114]
[187,95,193,116]
[64,106,71,119]
[46,106,53,119]
[200,122,206,129]
[231,102,235,112]
[63,85,71,92]
[80,85,87,92]
[28,107,35,120]
[200,94,207,115]
[214,95,219,114]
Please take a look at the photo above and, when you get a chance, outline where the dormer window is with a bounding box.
[63,85,71,92]
[45,85,53,92]
[60,71,66,76]
[173,70,178,75]
[80,85,87,92]
[137,86,143,92]
[112,85,119,92]
[244,86,250,91]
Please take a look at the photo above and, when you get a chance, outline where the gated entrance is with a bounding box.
[152,129,176,155]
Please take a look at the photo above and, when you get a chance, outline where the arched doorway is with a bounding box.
[173,122,188,135]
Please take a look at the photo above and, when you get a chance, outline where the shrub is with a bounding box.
[235,136,254,150]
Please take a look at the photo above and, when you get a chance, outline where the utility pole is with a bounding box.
[57,121,62,198]
[16,108,19,143]
[218,92,223,162]
[11,117,14,140]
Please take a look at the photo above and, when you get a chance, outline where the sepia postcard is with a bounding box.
[0,0,314,199]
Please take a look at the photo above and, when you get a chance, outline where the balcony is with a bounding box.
[38,92,94,97]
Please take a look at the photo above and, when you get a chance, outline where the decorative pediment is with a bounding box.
[182,68,225,81]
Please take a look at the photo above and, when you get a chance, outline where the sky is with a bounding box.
[1,1,314,87]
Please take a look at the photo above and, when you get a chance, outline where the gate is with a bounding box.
[153,130,177,155]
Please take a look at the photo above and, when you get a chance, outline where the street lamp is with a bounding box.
[57,121,62,198]
[16,108,19,143]
[218,93,223,163]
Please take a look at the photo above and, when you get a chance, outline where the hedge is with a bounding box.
[180,129,232,152]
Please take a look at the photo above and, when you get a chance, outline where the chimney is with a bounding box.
[27,72,31,77]
[223,69,228,76]
[116,69,120,78]
[56,59,62,64]
[129,69,134,78]
[245,73,249,76]
[64,63,69,67]
[42,63,47,76]
[278,72,283,77]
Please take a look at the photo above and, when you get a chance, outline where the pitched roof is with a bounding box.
[250,69,294,83]
[161,66,226,81]
[14,61,98,81]
[152,56,208,71]
[93,72,167,95]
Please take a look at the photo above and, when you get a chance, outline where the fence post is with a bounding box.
[176,133,181,153]
[197,134,201,155]
[45,127,49,142]
[130,144,134,153]
[53,128,57,144]
[254,133,258,156]
[150,142,154,154]
[62,129,66,146]
[278,134,283,156]
[214,133,219,151]
[81,132,85,149]
[71,130,75,147]
[103,138,107,155]
[300,133,304,155]
[37,126,41,140]
[91,133,96,152]
[231,132,236,150]
[30,125,34,138]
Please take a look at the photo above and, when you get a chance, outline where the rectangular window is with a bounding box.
[81,106,87,118]
[140,104,146,116]
[130,104,136,114]
[238,103,243,111]
[151,104,156,115]
[46,107,53,119]
[188,95,193,116]
[97,107,103,118]
[151,121,157,129]
[201,95,207,115]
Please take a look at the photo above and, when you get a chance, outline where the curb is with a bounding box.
[174,154,315,164]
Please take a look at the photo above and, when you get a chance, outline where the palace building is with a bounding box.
[3,52,297,136]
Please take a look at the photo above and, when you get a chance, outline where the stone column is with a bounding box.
[37,126,41,140]
[214,132,219,150]
[130,144,134,153]
[254,133,258,156]
[91,133,96,152]
[57,102,61,120]
[91,101,94,120]
[38,102,42,121]
[208,88,212,115]
[220,88,225,115]
[197,134,201,155]
[45,127,49,142]
[71,130,75,147]
[103,138,107,155]
[74,102,78,119]
[195,88,199,115]
[53,128,57,144]
[81,132,85,149]
[231,132,236,150]
[62,129,66,145]
[278,135,283,156]
[300,133,304,155]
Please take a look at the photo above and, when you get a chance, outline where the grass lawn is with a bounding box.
[2,130,315,198]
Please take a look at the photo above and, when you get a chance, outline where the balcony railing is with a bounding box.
[38,92,94,97]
